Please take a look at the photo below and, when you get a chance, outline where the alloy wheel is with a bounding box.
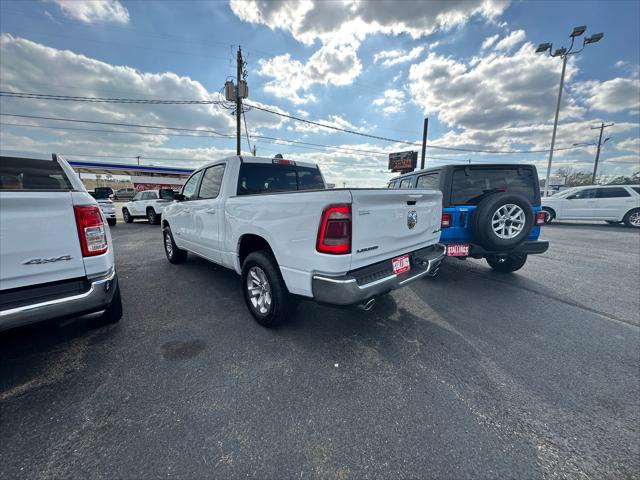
[491,204,526,239]
[246,266,272,315]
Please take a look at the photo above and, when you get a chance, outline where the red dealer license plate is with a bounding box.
[447,244,469,257]
[392,254,411,274]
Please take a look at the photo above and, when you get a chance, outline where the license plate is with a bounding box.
[447,244,469,257]
[392,254,411,274]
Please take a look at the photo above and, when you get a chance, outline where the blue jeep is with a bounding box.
[388,164,549,272]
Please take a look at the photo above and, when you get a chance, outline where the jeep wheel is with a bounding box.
[122,208,133,223]
[241,250,295,327]
[472,193,534,250]
[486,253,528,273]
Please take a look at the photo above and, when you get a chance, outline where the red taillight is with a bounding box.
[535,211,546,226]
[317,204,351,254]
[74,205,108,256]
[441,212,452,228]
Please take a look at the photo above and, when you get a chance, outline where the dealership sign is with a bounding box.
[388,151,417,172]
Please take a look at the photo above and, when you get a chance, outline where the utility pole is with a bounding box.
[252,145,256,156]
[420,118,428,170]
[236,46,243,156]
[591,121,614,183]
[136,155,141,166]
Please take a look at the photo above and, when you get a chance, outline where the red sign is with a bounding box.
[388,151,417,172]
[133,183,176,191]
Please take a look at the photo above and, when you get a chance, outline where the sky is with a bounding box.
[0,0,639,187]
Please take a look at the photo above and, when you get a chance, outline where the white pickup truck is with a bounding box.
[162,155,445,326]
[0,154,122,331]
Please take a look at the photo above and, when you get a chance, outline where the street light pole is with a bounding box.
[536,26,603,197]
[544,54,568,198]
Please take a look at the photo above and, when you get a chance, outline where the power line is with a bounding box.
[0,91,220,105]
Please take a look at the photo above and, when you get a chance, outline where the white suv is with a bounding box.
[542,185,640,227]
[122,189,174,224]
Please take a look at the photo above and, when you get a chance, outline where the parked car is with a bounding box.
[388,164,549,273]
[89,188,117,226]
[0,154,123,332]
[113,187,136,201]
[542,185,640,228]
[162,155,445,326]
[94,186,114,199]
[122,189,175,224]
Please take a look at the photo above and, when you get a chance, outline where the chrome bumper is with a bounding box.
[0,270,118,331]
[312,244,446,306]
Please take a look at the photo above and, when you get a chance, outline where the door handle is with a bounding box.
[204,209,216,214]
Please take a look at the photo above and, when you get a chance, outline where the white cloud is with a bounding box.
[574,77,640,113]
[408,43,585,130]
[296,109,310,118]
[373,89,406,115]
[481,34,499,50]
[373,46,425,67]
[494,29,525,51]
[50,0,130,24]
[616,137,640,154]
[258,41,362,104]
[291,114,363,134]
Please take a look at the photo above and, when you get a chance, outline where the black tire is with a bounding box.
[108,218,117,227]
[122,208,133,223]
[241,250,295,327]
[163,226,188,264]
[147,208,160,225]
[472,193,534,250]
[623,208,640,228]
[605,220,622,225]
[542,207,555,224]
[98,282,123,324]
[486,253,528,273]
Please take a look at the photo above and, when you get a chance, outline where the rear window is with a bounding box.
[0,156,73,190]
[237,162,324,195]
[417,172,440,189]
[633,187,640,195]
[451,167,536,205]
[596,187,630,198]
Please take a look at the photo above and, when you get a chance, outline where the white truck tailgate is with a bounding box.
[350,189,442,270]
[0,192,86,290]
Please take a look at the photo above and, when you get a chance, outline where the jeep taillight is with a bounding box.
[74,205,108,256]
[535,211,546,226]
[317,204,351,254]
[441,213,452,228]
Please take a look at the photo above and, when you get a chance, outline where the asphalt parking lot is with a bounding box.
[1,222,639,479]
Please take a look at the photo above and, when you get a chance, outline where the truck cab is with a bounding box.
[389,164,549,272]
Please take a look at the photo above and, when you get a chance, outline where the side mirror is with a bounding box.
[174,193,185,201]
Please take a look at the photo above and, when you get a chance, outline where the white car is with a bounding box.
[122,189,174,225]
[162,155,445,326]
[0,154,122,331]
[542,184,640,227]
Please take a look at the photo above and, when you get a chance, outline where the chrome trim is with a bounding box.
[312,244,445,306]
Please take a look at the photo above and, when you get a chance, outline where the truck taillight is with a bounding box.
[535,211,546,226]
[74,205,108,256]
[441,213,452,228]
[317,204,351,254]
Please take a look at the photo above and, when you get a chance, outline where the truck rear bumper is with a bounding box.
[312,244,445,306]
[0,270,117,331]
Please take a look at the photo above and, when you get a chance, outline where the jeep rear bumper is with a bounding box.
[467,240,549,258]
[312,244,446,306]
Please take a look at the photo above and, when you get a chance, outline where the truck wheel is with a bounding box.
[623,208,640,228]
[122,208,133,223]
[98,283,123,324]
[241,250,295,327]
[147,208,159,225]
[486,253,528,273]
[163,226,188,264]
[472,193,534,250]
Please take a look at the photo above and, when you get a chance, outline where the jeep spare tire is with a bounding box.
[471,193,534,250]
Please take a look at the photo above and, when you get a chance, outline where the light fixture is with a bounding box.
[584,32,604,44]
[553,47,567,56]
[570,25,587,37]
[536,42,552,53]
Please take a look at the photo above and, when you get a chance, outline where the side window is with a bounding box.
[632,187,640,195]
[596,187,631,198]
[416,173,440,189]
[132,192,142,201]
[399,177,414,189]
[181,170,204,200]
[198,164,225,199]
[567,188,597,200]
[149,191,159,199]
[387,181,396,189]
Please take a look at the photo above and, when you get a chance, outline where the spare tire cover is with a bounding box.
[471,193,534,250]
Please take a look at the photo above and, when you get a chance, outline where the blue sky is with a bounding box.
[1,0,638,186]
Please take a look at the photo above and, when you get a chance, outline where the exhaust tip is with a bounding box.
[357,298,376,311]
